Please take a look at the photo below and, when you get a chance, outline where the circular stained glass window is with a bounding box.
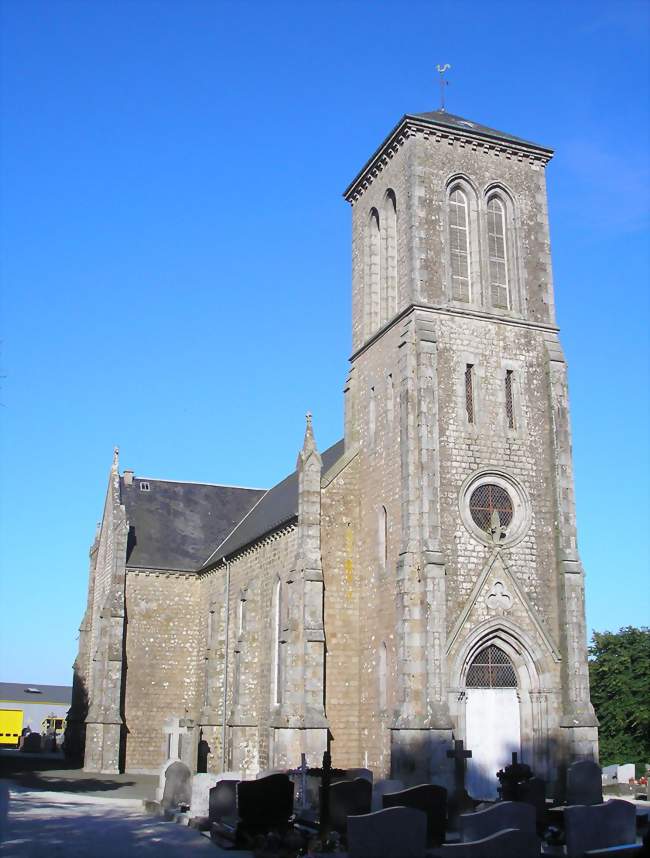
[469,484,513,532]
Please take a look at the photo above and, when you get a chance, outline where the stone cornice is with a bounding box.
[349,303,560,363]
[343,114,554,205]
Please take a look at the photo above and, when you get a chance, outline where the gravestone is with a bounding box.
[189,773,219,819]
[208,779,240,827]
[237,773,294,840]
[155,717,192,802]
[428,827,540,857]
[20,732,42,753]
[458,800,535,842]
[518,776,547,831]
[602,764,618,783]
[161,760,192,811]
[382,783,448,847]
[347,767,373,783]
[326,777,372,835]
[617,764,635,784]
[446,740,474,826]
[564,799,637,858]
[567,760,603,806]
[347,806,427,858]
[372,779,405,811]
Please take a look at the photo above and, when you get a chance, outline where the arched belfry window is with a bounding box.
[487,197,509,309]
[449,188,471,302]
[367,208,381,334]
[382,190,397,324]
[466,644,517,688]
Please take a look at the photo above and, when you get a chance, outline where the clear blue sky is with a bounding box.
[1,1,648,686]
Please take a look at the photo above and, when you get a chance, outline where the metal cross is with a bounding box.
[436,64,451,112]
[447,739,472,796]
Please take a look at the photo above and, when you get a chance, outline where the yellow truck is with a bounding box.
[0,709,23,747]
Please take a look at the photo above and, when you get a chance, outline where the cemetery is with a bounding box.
[143,717,649,857]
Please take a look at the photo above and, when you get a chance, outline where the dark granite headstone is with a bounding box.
[20,732,42,753]
[208,779,239,826]
[161,760,192,810]
[518,776,547,831]
[567,760,603,806]
[348,806,427,858]
[347,767,373,783]
[382,783,448,847]
[458,800,535,842]
[564,800,637,858]
[237,773,294,835]
[428,827,540,857]
[325,777,372,836]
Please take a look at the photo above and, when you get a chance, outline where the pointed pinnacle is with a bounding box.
[302,411,316,453]
[112,446,120,471]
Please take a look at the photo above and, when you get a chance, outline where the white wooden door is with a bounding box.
[465,688,520,800]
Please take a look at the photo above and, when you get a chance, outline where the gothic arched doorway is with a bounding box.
[465,644,520,800]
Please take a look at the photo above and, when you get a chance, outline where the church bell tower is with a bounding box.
[342,109,598,793]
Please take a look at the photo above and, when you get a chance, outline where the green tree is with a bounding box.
[589,626,650,774]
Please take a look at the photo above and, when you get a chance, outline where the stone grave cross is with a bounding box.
[447,739,472,799]
[164,717,188,762]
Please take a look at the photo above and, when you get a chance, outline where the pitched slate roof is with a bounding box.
[343,109,553,200]
[0,683,72,704]
[121,478,266,572]
[203,438,345,569]
[410,110,552,152]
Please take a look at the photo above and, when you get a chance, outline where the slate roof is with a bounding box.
[121,478,266,572]
[203,438,346,569]
[344,109,553,199]
[410,110,552,152]
[0,683,72,704]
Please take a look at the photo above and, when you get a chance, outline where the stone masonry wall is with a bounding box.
[199,527,298,776]
[321,452,362,769]
[123,569,202,773]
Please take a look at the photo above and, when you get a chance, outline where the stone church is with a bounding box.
[68,106,598,798]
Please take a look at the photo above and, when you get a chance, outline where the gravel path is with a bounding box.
[0,786,252,857]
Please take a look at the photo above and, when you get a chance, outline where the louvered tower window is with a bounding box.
[466,645,517,687]
[465,364,475,424]
[449,189,471,302]
[487,198,509,309]
[505,370,515,429]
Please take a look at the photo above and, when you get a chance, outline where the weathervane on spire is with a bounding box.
[436,64,451,112]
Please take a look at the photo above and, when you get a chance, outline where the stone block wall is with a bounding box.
[199,527,299,777]
[123,569,202,773]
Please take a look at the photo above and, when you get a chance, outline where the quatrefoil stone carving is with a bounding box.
[486,580,512,612]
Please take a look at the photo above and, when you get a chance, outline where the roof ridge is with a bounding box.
[201,486,271,569]
[123,476,268,491]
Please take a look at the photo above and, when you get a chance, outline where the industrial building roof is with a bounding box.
[0,683,72,704]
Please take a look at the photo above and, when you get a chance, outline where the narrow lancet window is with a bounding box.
[505,370,515,429]
[368,387,376,450]
[383,190,397,323]
[487,198,509,309]
[368,208,381,333]
[378,505,388,570]
[378,642,387,710]
[386,373,394,430]
[465,364,475,424]
[449,189,471,302]
[272,580,283,706]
